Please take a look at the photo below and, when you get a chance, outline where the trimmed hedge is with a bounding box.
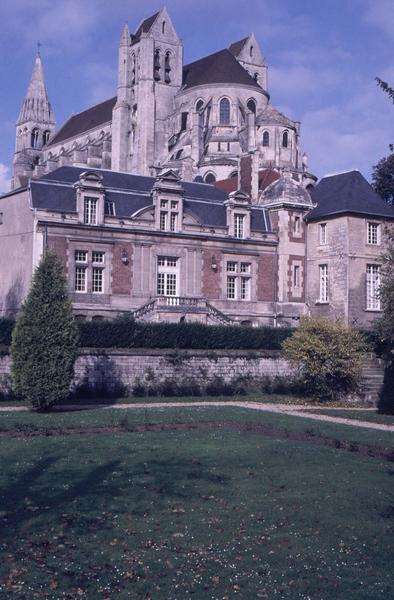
[78,318,292,350]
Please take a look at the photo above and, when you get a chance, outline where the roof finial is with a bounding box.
[37,40,42,57]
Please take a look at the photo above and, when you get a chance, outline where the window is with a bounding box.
[159,199,179,232]
[294,216,301,234]
[196,99,204,112]
[282,130,289,148]
[226,261,252,301]
[319,223,327,245]
[319,265,328,303]
[254,72,259,82]
[250,45,254,58]
[181,112,188,131]
[366,265,381,310]
[205,172,216,184]
[157,256,179,297]
[83,197,98,225]
[165,51,171,83]
[219,98,230,124]
[74,250,105,294]
[367,222,380,245]
[31,128,39,148]
[218,142,221,152]
[293,265,300,288]
[234,214,245,238]
[43,130,50,145]
[262,131,269,147]
[154,49,161,81]
[247,99,256,114]
[162,20,166,34]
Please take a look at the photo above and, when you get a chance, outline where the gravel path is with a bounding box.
[1,401,393,432]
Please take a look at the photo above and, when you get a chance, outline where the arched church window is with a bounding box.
[154,49,161,81]
[196,99,204,112]
[262,131,269,147]
[230,171,238,178]
[162,21,166,34]
[43,130,50,145]
[247,99,256,114]
[219,98,230,124]
[164,51,171,83]
[31,128,39,149]
[205,172,216,184]
[131,53,136,85]
[250,45,254,58]
[282,130,289,148]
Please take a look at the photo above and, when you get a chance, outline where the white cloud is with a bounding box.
[0,164,11,195]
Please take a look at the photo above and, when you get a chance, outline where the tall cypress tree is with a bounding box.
[11,251,79,410]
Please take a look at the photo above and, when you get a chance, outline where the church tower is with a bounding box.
[112,8,183,175]
[12,52,55,189]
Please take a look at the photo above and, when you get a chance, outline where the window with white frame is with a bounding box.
[226,261,251,300]
[83,197,98,225]
[74,250,105,294]
[234,214,245,238]
[366,264,381,310]
[159,199,179,232]
[319,264,328,303]
[367,222,380,245]
[157,256,179,297]
[319,223,327,245]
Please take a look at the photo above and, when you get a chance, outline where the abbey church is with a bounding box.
[1,8,393,327]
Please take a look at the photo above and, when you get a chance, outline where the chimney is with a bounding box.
[239,151,259,202]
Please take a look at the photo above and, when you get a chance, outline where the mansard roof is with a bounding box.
[48,97,116,147]
[183,49,261,90]
[29,166,270,232]
[307,170,394,221]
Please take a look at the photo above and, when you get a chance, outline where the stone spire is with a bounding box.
[17,53,55,126]
[119,22,130,46]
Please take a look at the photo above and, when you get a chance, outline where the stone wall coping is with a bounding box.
[77,347,283,359]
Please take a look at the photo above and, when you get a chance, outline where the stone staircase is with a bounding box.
[360,353,385,405]
[131,297,235,325]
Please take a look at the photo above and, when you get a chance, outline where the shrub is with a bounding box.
[282,317,367,402]
[10,251,79,410]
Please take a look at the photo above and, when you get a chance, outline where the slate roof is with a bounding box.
[48,97,116,147]
[133,11,160,41]
[306,170,394,221]
[183,49,261,90]
[228,37,249,56]
[30,166,270,232]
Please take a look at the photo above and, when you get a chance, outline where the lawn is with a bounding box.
[0,408,393,599]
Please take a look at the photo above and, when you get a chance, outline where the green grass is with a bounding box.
[301,409,394,425]
[1,405,393,448]
[0,420,393,599]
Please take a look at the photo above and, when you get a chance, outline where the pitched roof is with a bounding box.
[183,49,261,90]
[29,166,270,232]
[228,37,249,56]
[215,169,280,194]
[48,97,116,147]
[306,170,394,221]
[133,11,160,40]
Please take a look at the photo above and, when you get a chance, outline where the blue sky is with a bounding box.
[0,0,393,193]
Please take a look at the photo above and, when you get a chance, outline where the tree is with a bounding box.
[376,229,394,413]
[375,77,394,105]
[282,317,366,402]
[11,251,79,410]
[372,153,394,205]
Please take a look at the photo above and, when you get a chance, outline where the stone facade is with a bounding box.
[11,7,315,190]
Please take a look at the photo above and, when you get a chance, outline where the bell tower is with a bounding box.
[12,50,55,189]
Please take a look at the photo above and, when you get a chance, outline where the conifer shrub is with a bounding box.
[11,251,79,410]
[0,318,14,346]
[282,317,367,402]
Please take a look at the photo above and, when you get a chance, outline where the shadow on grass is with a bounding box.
[0,453,230,539]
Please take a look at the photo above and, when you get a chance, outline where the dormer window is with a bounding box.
[159,198,179,232]
[84,197,98,225]
[234,214,245,238]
